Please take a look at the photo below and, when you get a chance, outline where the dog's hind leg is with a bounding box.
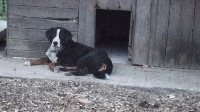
[70,67,88,76]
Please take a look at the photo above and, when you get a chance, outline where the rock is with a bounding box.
[168,94,176,99]
[139,101,151,108]
[78,98,92,106]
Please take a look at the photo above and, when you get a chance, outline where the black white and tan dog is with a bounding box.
[24,27,113,79]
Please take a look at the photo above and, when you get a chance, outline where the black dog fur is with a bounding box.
[46,27,113,79]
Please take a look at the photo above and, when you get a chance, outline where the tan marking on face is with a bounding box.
[98,63,107,71]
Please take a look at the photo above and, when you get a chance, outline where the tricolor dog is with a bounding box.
[24,27,113,79]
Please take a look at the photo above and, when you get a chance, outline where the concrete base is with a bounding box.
[1,48,200,92]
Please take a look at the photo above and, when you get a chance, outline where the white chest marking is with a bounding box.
[46,48,58,63]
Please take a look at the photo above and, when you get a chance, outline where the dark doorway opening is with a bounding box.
[95,9,131,64]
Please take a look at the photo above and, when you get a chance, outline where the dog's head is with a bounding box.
[45,27,73,51]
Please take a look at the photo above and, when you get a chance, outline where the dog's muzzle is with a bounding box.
[53,41,58,46]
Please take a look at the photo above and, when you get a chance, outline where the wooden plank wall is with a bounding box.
[7,0,79,58]
[147,0,199,69]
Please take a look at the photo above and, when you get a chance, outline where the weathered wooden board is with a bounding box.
[109,0,132,11]
[8,0,79,9]
[8,39,50,52]
[148,0,158,66]
[8,28,77,41]
[165,0,182,68]
[192,0,200,69]
[97,0,109,9]
[109,0,120,10]
[8,5,78,19]
[8,17,78,31]
[84,0,97,47]
[177,0,195,68]
[118,0,133,11]
[149,0,170,67]
[132,0,152,65]
[128,0,136,60]
[7,50,46,58]
[78,0,86,44]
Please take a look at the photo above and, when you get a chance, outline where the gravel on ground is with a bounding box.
[0,76,200,112]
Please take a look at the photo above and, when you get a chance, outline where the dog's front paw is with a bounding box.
[54,66,60,73]
[64,72,73,76]
[24,61,31,66]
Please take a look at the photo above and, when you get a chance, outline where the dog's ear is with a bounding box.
[45,28,54,42]
[64,29,73,45]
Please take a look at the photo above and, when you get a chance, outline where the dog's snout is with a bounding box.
[53,41,58,46]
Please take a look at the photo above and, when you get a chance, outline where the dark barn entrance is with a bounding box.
[95,9,131,64]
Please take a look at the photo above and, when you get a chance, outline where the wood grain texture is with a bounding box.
[165,0,182,68]
[119,0,133,11]
[150,0,170,67]
[7,49,46,58]
[8,39,50,52]
[192,0,200,69]
[109,0,120,10]
[84,0,97,47]
[78,0,86,44]
[148,0,159,66]
[97,0,109,9]
[132,0,152,65]
[177,0,195,68]
[128,0,136,60]
[8,17,78,31]
[8,0,79,9]
[8,28,77,42]
[8,5,78,19]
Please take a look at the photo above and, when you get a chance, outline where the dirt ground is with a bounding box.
[0,76,200,112]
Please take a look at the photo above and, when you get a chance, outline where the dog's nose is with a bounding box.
[53,41,58,46]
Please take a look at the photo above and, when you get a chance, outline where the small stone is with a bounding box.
[78,98,92,106]
[13,67,16,71]
[168,94,176,99]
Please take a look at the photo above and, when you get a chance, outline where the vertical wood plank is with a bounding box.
[85,0,97,47]
[132,0,152,65]
[78,0,86,44]
[151,0,170,67]
[120,0,133,11]
[128,0,136,60]
[97,0,109,9]
[148,0,159,66]
[109,0,120,10]
[192,0,200,69]
[177,0,195,68]
[165,0,182,68]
